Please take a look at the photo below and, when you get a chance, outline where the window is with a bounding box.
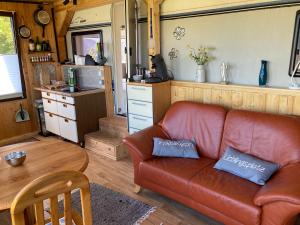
[0,11,26,101]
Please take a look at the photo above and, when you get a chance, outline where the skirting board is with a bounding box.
[0,131,39,147]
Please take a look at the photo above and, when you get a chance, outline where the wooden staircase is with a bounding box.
[84,116,129,161]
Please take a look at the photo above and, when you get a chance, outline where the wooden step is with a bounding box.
[99,116,128,138]
[85,131,128,161]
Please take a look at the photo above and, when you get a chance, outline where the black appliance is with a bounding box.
[145,54,173,83]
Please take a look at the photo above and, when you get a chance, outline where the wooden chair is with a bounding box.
[10,170,93,225]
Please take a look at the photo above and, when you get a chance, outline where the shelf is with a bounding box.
[60,64,103,69]
[31,61,56,64]
[28,51,53,54]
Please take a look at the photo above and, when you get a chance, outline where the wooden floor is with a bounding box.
[1,138,299,225]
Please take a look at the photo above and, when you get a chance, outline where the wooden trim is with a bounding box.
[54,0,122,12]
[0,131,39,147]
[171,81,300,116]
[102,66,115,117]
[138,0,300,23]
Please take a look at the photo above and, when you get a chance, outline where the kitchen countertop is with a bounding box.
[35,87,105,97]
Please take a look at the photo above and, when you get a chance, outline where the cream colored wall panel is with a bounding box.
[161,0,278,15]
[70,4,112,27]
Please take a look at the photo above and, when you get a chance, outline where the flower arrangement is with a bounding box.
[188,46,215,65]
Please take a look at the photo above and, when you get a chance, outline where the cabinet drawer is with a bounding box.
[58,117,78,143]
[128,100,153,117]
[57,102,76,120]
[128,114,153,130]
[43,98,57,114]
[129,127,140,135]
[127,85,152,102]
[42,91,56,100]
[44,112,60,135]
[86,138,116,156]
[56,94,75,105]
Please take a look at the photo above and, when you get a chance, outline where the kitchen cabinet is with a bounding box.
[127,81,171,134]
[40,89,107,145]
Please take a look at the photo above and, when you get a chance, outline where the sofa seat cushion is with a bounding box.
[139,157,214,197]
[189,165,261,225]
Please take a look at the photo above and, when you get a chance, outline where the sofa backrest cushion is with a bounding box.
[220,110,300,167]
[159,101,227,159]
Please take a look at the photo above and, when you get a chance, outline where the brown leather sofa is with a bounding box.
[123,101,300,225]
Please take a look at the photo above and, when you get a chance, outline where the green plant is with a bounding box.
[0,16,15,55]
[188,46,215,65]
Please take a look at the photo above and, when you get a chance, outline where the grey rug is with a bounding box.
[59,183,155,225]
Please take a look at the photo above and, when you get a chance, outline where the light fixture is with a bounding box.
[289,60,300,89]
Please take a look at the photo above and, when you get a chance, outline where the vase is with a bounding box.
[259,60,268,86]
[196,65,206,83]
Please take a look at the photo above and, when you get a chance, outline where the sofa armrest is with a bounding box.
[254,163,300,206]
[123,125,170,162]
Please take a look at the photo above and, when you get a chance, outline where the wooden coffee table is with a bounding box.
[0,139,89,223]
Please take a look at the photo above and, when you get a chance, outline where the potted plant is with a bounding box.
[188,46,215,82]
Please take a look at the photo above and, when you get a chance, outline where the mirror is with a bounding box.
[290,10,300,77]
[71,30,104,60]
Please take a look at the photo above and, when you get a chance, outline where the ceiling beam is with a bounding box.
[54,0,122,12]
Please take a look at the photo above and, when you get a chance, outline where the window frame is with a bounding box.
[0,11,26,103]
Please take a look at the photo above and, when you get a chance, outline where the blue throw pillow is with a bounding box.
[153,137,200,159]
[214,147,279,185]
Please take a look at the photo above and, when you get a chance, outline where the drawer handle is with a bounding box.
[48,100,51,103]
[62,96,66,100]
[63,104,68,108]
[64,119,69,123]
[131,87,146,91]
[132,102,147,107]
[46,93,50,96]
[133,116,147,122]
[49,113,53,117]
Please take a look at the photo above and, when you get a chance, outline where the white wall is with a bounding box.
[139,4,300,88]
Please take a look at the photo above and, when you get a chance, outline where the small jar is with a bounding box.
[29,39,35,52]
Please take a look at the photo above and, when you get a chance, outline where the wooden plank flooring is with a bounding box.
[2,139,299,225]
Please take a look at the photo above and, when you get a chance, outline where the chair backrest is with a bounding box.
[10,170,92,225]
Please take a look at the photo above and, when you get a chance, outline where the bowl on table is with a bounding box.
[4,151,26,167]
[133,75,143,82]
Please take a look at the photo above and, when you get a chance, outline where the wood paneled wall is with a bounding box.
[171,81,300,116]
[0,2,58,144]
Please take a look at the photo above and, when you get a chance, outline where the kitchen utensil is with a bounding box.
[34,6,50,37]
[18,25,31,39]
[4,151,26,167]
[15,104,30,123]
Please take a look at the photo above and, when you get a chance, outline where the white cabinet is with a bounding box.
[42,90,107,144]
[56,95,75,104]
[128,100,153,117]
[57,102,76,120]
[127,85,153,102]
[42,98,58,114]
[42,91,56,100]
[127,82,171,134]
[58,117,78,143]
[43,92,79,143]
[44,112,60,135]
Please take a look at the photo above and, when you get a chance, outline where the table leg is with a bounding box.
[24,206,35,225]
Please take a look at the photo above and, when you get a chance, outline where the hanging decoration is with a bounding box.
[168,48,178,60]
[173,26,185,40]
